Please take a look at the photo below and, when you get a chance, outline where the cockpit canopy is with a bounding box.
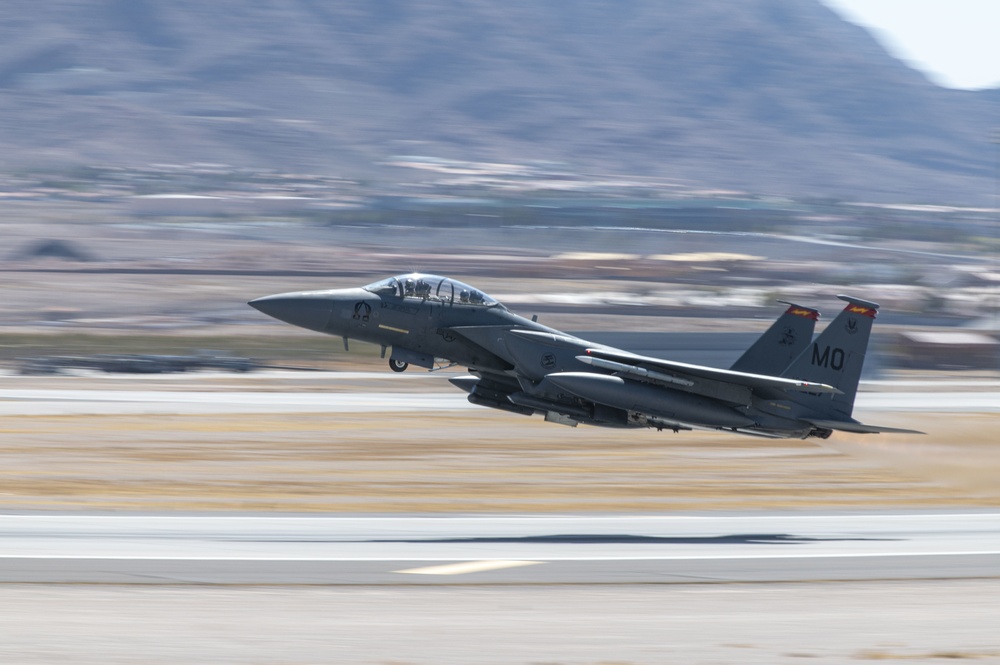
[363,273,500,307]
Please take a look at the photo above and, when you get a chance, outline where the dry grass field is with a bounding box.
[1,379,997,512]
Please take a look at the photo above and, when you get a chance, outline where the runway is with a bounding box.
[3,378,999,662]
[1,384,999,415]
[2,513,999,584]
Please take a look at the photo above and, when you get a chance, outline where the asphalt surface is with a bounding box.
[2,513,999,584]
[1,380,999,416]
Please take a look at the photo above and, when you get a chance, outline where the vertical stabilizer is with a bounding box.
[781,295,879,420]
[730,302,818,374]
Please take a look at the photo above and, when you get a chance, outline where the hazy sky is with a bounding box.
[820,0,1000,90]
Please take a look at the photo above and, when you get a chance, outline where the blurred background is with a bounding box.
[0,0,997,374]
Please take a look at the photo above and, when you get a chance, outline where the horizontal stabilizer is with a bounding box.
[806,419,925,435]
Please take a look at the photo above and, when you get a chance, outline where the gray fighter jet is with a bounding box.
[250,273,920,439]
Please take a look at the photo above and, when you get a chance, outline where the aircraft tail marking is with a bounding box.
[784,303,821,321]
[781,295,878,420]
[729,301,818,375]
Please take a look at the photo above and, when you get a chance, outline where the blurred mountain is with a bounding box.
[0,0,996,204]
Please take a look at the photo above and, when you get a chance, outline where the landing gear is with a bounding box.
[389,358,409,373]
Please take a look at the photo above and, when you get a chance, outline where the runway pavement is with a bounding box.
[3,378,998,585]
[1,380,999,415]
[2,376,998,662]
[2,512,999,584]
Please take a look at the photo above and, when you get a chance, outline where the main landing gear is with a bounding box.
[389,358,409,372]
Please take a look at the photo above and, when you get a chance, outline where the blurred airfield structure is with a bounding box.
[18,352,256,375]
[0,171,998,373]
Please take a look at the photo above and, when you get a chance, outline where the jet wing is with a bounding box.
[447,324,569,368]
[579,348,841,405]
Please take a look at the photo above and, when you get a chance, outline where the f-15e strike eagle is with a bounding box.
[250,273,920,439]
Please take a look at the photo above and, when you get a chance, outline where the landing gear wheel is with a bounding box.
[389,359,409,373]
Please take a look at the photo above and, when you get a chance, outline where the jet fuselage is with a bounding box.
[250,273,921,439]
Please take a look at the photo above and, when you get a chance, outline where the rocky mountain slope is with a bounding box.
[0,0,995,203]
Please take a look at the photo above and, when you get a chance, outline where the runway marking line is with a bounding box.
[394,560,544,576]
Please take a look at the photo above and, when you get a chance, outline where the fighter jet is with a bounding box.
[249,273,920,439]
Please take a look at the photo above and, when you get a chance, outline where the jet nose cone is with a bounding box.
[248,292,333,333]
